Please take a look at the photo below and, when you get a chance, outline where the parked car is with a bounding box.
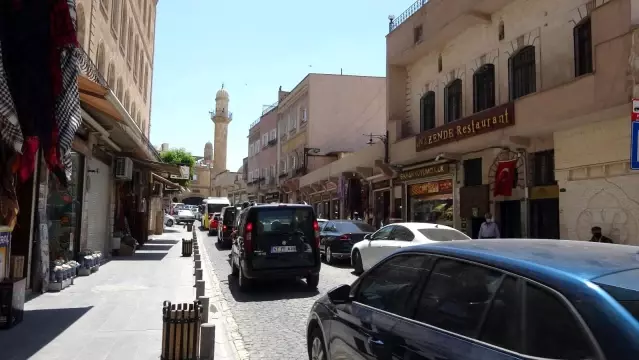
[208,212,221,236]
[317,218,328,230]
[307,239,639,360]
[175,209,195,225]
[319,220,376,264]
[351,222,469,274]
[164,213,175,227]
[217,206,241,248]
[230,203,321,291]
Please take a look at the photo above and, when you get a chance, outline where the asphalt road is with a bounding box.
[200,227,358,360]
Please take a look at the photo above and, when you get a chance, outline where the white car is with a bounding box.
[350,222,470,274]
[164,213,175,227]
[176,209,195,224]
[317,218,328,230]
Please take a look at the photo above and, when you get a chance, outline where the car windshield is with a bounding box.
[255,208,314,240]
[336,221,376,233]
[594,269,639,322]
[207,203,227,213]
[418,228,470,241]
[178,210,192,216]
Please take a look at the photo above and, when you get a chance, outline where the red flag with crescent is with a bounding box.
[493,159,517,197]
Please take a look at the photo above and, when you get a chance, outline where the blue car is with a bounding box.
[306,239,639,360]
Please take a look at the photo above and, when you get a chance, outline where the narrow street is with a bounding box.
[199,227,358,360]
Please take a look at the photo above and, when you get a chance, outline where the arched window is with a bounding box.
[138,53,144,85]
[110,0,120,33]
[498,20,505,41]
[119,5,128,51]
[419,91,435,131]
[124,91,130,110]
[96,42,106,77]
[107,62,116,87]
[444,79,462,123]
[473,64,495,113]
[143,67,149,102]
[574,17,593,76]
[509,45,536,100]
[143,0,148,26]
[76,3,86,49]
[133,37,139,79]
[127,26,134,66]
[131,103,137,119]
[100,0,108,12]
[116,78,124,100]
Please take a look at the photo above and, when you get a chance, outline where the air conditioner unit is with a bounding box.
[114,157,133,181]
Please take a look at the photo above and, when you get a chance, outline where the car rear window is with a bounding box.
[594,269,639,322]
[418,228,470,241]
[255,208,315,240]
[336,222,376,233]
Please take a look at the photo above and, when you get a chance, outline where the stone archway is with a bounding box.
[182,196,204,206]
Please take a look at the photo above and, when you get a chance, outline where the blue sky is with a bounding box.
[150,0,415,171]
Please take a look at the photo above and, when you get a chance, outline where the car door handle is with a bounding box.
[368,338,384,346]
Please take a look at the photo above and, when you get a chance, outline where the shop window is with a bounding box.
[574,18,593,77]
[473,64,495,113]
[509,46,536,100]
[532,150,556,186]
[463,158,482,187]
[419,91,436,132]
[444,79,462,123]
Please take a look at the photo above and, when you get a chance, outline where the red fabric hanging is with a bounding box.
[493,159,517,197]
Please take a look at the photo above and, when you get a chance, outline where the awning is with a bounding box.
[133,158,182,176]
[79,75,123,121]
[152,172,178,187]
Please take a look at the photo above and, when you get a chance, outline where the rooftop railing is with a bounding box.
[209,111,234,121]
[389,0,428,33]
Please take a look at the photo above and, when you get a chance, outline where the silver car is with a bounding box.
[176,209,195,224]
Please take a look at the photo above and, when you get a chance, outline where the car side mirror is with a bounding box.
[364,234,371,240]
[327,284,352,304]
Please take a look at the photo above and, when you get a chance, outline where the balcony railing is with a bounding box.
[78,47,108,87]
[209,111,234,121]
[389,0,428,33]
[249,118,260,130]
[261,101,278,115]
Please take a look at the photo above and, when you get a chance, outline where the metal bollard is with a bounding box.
[198,296,210,324]
[194,253,201,261]
[195,280,205,298]
[195,260,201,269]
[199,323,216,360]
[195,268,203,282]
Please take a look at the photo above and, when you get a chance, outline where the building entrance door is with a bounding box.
[530,198,560,239]
[499,200,521,238]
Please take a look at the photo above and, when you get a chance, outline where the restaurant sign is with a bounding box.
[409,179,454,197]
[416,102,515,152]
[399,164,449,182]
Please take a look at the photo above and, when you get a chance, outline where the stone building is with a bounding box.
[386,0,635,244]
[76,0,156,137]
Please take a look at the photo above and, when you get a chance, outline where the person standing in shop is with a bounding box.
[478,213,500,239]
[589,226,614,243]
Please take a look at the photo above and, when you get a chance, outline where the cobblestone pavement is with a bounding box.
[199,228,358,360]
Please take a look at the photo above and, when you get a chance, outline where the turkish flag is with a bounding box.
[493,159,517,197]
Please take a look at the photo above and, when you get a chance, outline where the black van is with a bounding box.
[217,206,241,248]
[230,203,321,291]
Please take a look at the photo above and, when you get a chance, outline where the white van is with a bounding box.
[202,197,230,230]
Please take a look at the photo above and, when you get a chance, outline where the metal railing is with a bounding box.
[77,47,108,87]
[249,118,260,130]
[262,101,278,115]
[209,110,233,121]
[389,0,429,33]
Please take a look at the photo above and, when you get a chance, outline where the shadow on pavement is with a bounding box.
[146,239,180,245]
[111,251,168,261]
[140,244,176,252]
[163,227,181,233]
[0,306,93,360]
[214,242,231,251]
[225,274,319,302]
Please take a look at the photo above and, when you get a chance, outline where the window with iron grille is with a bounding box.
[473,64,495,113]
[419,91,436,131]
[445,79,462,123]
[463,158,482,187]
[574,18,593,77]
[532,150,556,186]
[509,46,536,100]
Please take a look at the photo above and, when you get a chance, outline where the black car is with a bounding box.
[230,203,321,291]
[319,220,376,264]
[217,206,241,248]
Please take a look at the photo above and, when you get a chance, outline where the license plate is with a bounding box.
[271,246,297,253]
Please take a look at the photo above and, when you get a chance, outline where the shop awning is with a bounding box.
[133,158,182,176]
[79,75,123,121]
[152,172,179,187]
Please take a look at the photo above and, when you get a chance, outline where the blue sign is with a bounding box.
[632,121,639,170]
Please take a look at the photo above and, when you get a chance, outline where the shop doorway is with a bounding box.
[470,217,484,239]
[499,200,521,238]
[530,198,560,239]
[374,190,390,228]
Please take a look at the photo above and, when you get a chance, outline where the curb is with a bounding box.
[197,230,250,360]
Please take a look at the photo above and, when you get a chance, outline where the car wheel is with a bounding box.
[308,327,326,360]
[325,247,334,265]
[238,262,251,291]
[166,219,173,227]
[306,273,319,290]
[352,249,364,275]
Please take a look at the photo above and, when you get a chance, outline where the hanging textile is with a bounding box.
[0,0,82,188]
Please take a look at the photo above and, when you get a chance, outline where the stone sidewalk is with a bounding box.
[0,226,239,360]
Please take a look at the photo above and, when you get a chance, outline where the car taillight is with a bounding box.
[245,222,253,252]
[339,234,351,241]
[223,225,227,232]
[313,220,320,248]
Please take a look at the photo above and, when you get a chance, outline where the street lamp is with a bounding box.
[363,131,389,164]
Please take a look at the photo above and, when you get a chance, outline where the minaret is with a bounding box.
[203,142,213,165]
[211,84,231,174]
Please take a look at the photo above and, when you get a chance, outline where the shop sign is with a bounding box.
[372,180,390,191]
[265,192,279,202]
[416,102,515,152]
[399,164,449,182]
[409,179,454,197]
[529,185,559,200]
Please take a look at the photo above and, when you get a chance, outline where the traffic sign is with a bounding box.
[633,99,639,121]
[632,121,639,170]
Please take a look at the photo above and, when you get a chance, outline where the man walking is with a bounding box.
[478,213,500,239]
[590,226,613,243]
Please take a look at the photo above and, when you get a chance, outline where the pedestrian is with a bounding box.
[590,226,613,243]
[478,213,500,239]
